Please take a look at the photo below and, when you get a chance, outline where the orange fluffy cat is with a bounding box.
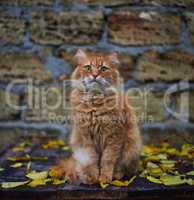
[51,49,142,184]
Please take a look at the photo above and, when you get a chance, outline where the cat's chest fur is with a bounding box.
[72,92,123,152]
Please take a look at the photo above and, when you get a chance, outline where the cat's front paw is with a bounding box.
[78,165,99,185]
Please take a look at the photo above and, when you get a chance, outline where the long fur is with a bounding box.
[51,50,142,184]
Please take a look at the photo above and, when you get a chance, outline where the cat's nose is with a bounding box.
[92,74,98,79]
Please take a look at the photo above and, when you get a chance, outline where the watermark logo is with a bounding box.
[5,79,191,124]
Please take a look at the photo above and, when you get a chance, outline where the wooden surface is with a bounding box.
[0,135,193,200]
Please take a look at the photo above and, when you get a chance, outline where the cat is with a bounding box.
[51,49,142,184]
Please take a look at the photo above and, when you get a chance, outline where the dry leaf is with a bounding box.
[99,180,109,189]
[160,175,186,186]
[52,179,67,185]
[28,178,51,187]
[42,139,65,149]
[146,176,162,184]
[0,167,4,172]
[12,147,25,152]
[7,155,31,162]
[27,162,32,171]
[111,176,136,187]
[146,154,167,162]
[10,163,23,168]
[62,146,70,151]
[26,171,48,180]
[1,181,29,188]
[186,171,194,176]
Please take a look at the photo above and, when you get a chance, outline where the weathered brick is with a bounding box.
[0,90,20,120]
[24,86,70,123]
[127,88,170,122]
[143,0,194,8]
[0,0,53,6]
[108,11,181,45]
[185,12,194,45]
[0,53,52,83]
[142,126,194,146]
[175,91,194,122]
[0,12,25,45]
[191,91,194,121]
[137,50,194,82]
[64,0,135,6]
[30,11,103,45]
[59,50,134,82]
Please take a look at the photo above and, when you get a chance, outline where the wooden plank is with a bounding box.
[0,135,193,200]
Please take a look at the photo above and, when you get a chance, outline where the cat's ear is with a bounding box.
[74,49,88,65]
[109,52,120,65]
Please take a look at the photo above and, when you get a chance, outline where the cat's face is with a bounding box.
[72,49,120,92]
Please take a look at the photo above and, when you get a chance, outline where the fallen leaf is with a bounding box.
[7,155,31,162]
[42,139,65,149]
[52,179,67,185]
[26,171,48,180]
[160,175,186,186]
[1,181,29,188]
[32,157,48,161]
[0,167,4,172]
[146,162,163,177]
[185,178,194,185]
[12,147,25,152]
[146,154,167,162]
[27,161,32,171]
[28,178,51,187]
[99,180,109,189]
[186,171,194,176]
[62,146,70,151]
[160,163,175,172]
[10,163,23,168]
[146,176,162,184]
[111,180,130,187]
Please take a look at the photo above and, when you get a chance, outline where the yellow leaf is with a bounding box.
[19,141,32,148]
[142,145,160,156]
[111,176,136,187]
[62,146,70,151]
[52,179,67,185]
[49,168,60,178]
[26,171,48,180]
[32,157,48,161]
[146,176,162,184]
[111,180,130,187]
[7,155,31,162]
[10,163,23,168]
[1,181,29,188]
[146,154,167,162]
[160,175,186,186]
[99,180,109,189]
[0,167,4,172]
[146,162,163,177]
[28,179,51,187]
[27,162,32,171]
[12,147,25,152]
[186,171,194,176]
[165,148,180,156]
[181,144,194,158]
[160,160,176,164]
[185,178,194,185]
[160,163,175,172]
[42,139,65,149]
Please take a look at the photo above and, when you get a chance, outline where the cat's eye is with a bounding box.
[100,66,109,72]
[84,65,91,71]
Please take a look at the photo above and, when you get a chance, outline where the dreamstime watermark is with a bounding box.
[5,79,190,124]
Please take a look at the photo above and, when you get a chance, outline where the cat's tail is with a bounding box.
[50,157,78,182]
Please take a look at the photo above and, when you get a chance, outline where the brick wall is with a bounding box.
[0,0,194,140]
